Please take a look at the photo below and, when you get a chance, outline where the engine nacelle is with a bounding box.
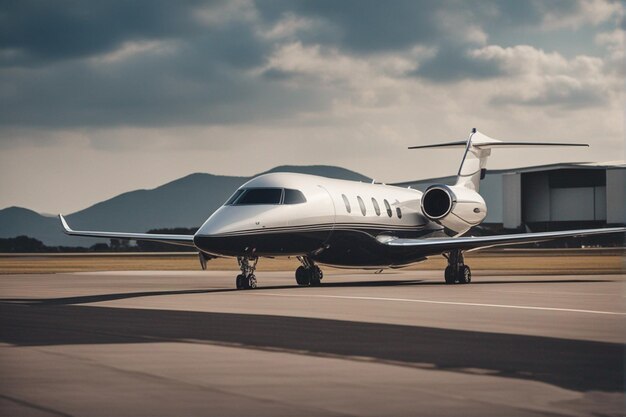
[420,185,487,234]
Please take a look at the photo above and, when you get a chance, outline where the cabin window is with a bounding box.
[383,199,392,217]
[225,189,245,205]
[371,198,381,216]
[357,196,366,216]
[283,189,307,204]
[235,188,283,205]
[342,194,351,213]
[396,207,402,219]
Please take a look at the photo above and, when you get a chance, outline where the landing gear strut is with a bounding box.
[443,250,471,285]
[295,256,323,287]
[236,256,258,290]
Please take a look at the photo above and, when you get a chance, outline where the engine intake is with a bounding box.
[421,185,487,234]
[421,187,453,219]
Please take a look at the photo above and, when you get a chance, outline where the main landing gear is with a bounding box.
[236,256,258,290]
[295,256,323,287]
[443,250,471,285]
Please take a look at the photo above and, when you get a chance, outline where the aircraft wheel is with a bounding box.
[295,266,310,286]
[236,274,246,289]
[247,274,257,289]
[460,265,471,284]
[444,267,455,284]
[310,267,322,287]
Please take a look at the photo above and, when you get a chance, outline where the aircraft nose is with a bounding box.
[192,205,329,257]
[193,207,249,256]
[195,207,233,236]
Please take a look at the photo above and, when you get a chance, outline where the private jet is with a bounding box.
[59,129,625,289]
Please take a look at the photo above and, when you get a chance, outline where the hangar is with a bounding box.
[397,162,626,231]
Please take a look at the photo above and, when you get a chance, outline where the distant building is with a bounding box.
[395,162,626,231]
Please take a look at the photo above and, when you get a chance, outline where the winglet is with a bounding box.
[58,214,73,234]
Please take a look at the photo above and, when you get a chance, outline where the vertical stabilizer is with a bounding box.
[455,129,500,192]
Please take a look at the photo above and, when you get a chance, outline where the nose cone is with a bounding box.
[193,207,241,256]
[195,207,234,236]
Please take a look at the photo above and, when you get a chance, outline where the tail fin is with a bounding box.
[409,128,588,192]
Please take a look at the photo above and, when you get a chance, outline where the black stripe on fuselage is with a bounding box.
[209,222,428,237]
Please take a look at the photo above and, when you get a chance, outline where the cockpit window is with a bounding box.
[225,189,245,205]
[283,189,307,204]
[235,188,283,205]
[225,188,307,206]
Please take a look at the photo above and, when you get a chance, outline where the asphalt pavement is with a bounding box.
[0,269,624,416]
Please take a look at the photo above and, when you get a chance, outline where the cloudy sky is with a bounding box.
[1,0,624,214]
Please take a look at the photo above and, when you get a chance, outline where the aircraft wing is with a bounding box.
[381,227,626,254]
[59,215,196,247]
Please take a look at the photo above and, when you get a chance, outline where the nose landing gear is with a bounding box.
[295,256,323,286]
[236,256,258,290]
[443,250,471,285]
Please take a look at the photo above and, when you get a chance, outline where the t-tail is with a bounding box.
[409,128,588,235]
[409,128,589,192]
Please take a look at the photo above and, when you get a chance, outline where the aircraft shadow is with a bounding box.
[0,302,621,394]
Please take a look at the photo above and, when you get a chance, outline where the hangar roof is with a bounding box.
[393,161,625,188]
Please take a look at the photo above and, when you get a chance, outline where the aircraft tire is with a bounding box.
[247,274,257,289]
[444,267,455,284]
[295,266,309,286]
[460,265,471,284]
[309,268,321,287]
[236,274,246,289]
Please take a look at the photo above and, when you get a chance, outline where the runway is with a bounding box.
[0,270,624,416]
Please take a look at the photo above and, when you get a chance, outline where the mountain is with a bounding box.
[0,166,371,247]
[0,207,68,246]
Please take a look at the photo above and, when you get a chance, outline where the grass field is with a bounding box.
[0,249,623,275]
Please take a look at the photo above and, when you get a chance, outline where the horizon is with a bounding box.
[1,1,624,214]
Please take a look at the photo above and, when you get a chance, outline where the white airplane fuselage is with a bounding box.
[195,172,458,268]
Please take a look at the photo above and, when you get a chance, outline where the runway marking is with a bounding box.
[255,293,626,316]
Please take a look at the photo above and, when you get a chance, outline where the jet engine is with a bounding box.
[420,185,487,234]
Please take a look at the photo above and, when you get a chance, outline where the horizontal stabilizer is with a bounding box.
[59,214,196,247]
[409,141,589,150]
[408,141,468,149]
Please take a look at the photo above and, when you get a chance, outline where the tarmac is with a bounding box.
[0,269,624,416]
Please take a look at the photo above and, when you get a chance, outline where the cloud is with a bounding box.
[0,2,329,129]
[0,0,205,66]
[0,0,622,133]
[538,0,623,30]
[412,44,504,82]
[595,28,625,76]
[256,0,444,52]
[467,45,616,108]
